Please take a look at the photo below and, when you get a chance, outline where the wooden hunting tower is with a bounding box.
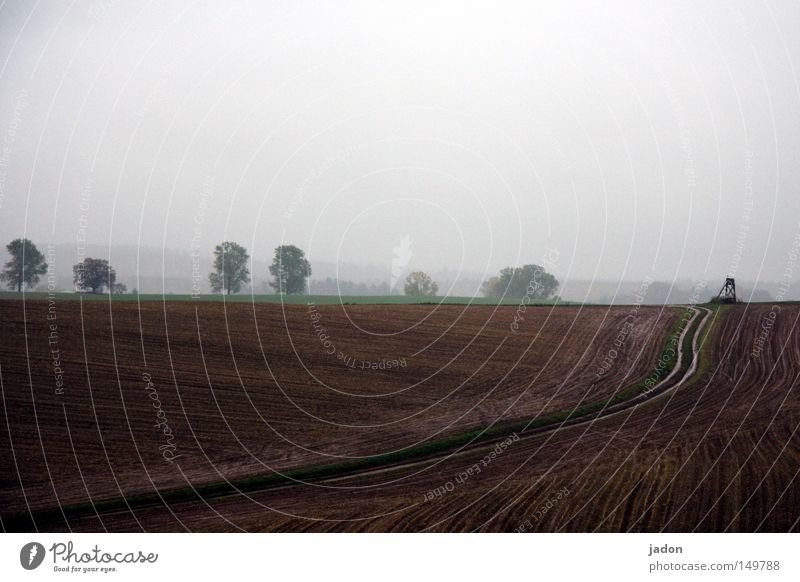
[716,277,737,303]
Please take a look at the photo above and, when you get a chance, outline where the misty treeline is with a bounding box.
[481,264,560,300]
[207,242,313,295]
[3,237,564,301]
[0,239,129,294]
[0,238,311,296]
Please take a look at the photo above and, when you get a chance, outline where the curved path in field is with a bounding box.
[5,305,712,530]
[325,305,712,481]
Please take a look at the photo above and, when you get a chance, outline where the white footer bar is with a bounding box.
[1,533,796,581]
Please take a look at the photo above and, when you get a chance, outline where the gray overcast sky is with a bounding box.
[1,0,799,285]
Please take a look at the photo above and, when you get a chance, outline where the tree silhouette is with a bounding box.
[208,241,250,295]
[73,258,116,294]
[481,264,559,300]
[1,239,48,292]
[269,245,311,294]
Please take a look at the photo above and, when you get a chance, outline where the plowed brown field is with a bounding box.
[4,301,797,532]
[0,299,673,521]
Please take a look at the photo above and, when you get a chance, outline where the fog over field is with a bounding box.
[1,0,799,290]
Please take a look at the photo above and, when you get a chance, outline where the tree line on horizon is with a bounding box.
[0,238,319,296]
[207,242,313,295]
[1,238,560,300]
[0,238,129,294]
